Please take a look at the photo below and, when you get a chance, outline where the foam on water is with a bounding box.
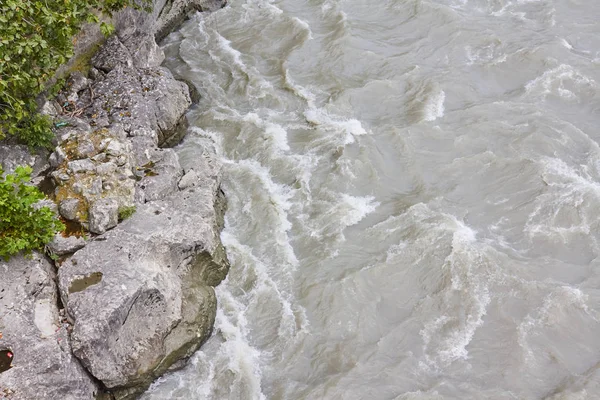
[517,286,593,364]
[366,204,494,370]
[423,90,446,122]
[242,113,291,152]
[419,213,491,369]
[339,194,379,227]
[304,108,368,144]
[524,64,597,100]
[225,158,299,267]
[524,156,600,263]
[147,0,600,397]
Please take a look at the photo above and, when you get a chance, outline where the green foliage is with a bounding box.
[100,21,116,37]
[0,0,150,148]
[0,166,64,260]
[118,205,136,221]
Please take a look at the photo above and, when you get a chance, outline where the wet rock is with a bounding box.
[0,253,98,399]
[89,198,119,234]
[154,0,227,41]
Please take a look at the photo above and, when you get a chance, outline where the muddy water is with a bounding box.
[143,0,600,398]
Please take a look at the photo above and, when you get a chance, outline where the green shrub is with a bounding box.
[0,166,64,260]
[0,0,150,148]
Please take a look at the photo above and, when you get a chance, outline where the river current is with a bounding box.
[142,0,600,398]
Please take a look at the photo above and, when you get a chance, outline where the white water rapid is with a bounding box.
[143,0,600,398]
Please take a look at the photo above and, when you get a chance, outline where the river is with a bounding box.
[142,0,600,398]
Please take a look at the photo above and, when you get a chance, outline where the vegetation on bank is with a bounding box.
[0,166,64,260]
[0,0,150,148]
[0,1,151,260]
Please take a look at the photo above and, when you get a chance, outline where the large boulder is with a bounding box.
[57,133,228,399]
[0,254,97,399]
[77,61,191,146]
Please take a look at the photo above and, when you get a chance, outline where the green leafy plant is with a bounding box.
[100,21,116,37]
[118,205,136,221]
[0,166,64,260]
[0,0,151,148]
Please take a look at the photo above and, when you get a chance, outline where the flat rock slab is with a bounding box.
[0,254,97,399]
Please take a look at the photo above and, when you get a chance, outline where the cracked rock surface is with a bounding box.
[0,0,228,399]
[0,254,98,399]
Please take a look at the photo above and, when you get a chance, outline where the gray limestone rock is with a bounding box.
[66,72,89,94]
[52,127,136,228]
[91,35,134,73]
[140,68,192,145]
[96,161,118,176]
[0,145,48,177]
[49,147,67,168]
[126,34,165,69]
[68,159,96,174]
[77,139,96,158]
[58,191,227,398]
[0,254,98,399]
[59,198,82,221]
[136,148,183,203]
[130,135,159,166]
[34,199,59,215]
[106,139,127,157]
[48,234,87,256]
[51,170,71,183]
[89,198,119,234]
[40,99,61,117]
[57,131,228,398]
[155,0,227,41]
[7,1,230,398]
[178,169,199,190]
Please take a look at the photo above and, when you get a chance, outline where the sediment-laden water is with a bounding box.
[142,0,600,398]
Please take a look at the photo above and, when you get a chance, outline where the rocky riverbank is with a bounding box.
[0,1,228,399]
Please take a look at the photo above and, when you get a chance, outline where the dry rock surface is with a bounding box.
[0,254,98,399]
[0,0,229,399]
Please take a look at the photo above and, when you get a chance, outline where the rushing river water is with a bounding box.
[142,0,600,398]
